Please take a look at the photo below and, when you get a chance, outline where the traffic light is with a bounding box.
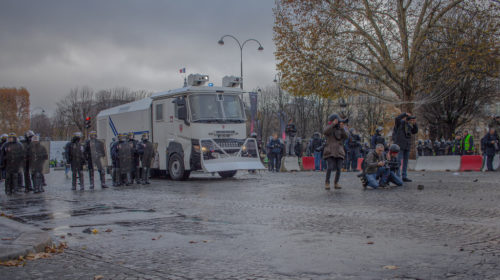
[85,117,91,129]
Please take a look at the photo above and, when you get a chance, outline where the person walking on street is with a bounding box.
[323,114,348,190]
[84,131,108,189]
[21,130,35,192]
[285,119,297,156]
[393,112,418,182]
[65,132,85,190]
[267,133,282,172]
[484,128,499,171]
[0,133,24,195]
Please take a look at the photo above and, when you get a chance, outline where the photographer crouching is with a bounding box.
[323,114,348,190]
[362,144,403,189]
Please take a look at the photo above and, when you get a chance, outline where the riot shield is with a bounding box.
[118,142,132,173]
[89,139,107,171]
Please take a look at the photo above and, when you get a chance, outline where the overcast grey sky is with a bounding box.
[0,0,277,114]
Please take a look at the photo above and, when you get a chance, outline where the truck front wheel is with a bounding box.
[218,170,237,178]
[169,154,187,181]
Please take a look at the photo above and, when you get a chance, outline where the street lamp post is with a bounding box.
[218,35,264,90]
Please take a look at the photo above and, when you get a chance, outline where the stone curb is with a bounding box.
[0,217,52,261]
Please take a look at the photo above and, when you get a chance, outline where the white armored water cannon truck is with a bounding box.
[96,74,265,180]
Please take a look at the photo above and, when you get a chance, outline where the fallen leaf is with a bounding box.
[189,241,197,244]
[104,229,112,233]
[94,276,104,280]
[383,265,398,270]
[367,241,374,245]
[91,229,99,234]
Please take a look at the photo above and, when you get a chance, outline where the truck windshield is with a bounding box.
[189,94,245,123]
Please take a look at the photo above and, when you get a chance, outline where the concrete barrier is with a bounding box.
[460,155,483,172]
[414,156,461,171]
[283,156,301,172]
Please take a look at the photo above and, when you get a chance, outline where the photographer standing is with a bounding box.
[393,112,418,182]
[323,114,348,190]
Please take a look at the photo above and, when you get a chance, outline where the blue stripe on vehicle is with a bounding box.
[109,117,118,136]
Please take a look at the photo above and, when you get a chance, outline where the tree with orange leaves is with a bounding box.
[0,87,30,135]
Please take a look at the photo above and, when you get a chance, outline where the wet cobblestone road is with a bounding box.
[1,170,500,280]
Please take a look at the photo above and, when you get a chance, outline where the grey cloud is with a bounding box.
[0,0,277,113]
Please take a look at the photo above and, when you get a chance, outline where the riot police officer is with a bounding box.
[110,137,119,186]
[137,133,154,184]
[0,133,7,181]
[21,130,35,192]
[417,140,424,157]
[114,133,132,186]
[348,128,361,171]
[424,140,434,156]
[29,135,48,193]
[1,133,24,195]
[128,132,139,184]
[65,132,85,190]
[84,131,108,189]
[370,127,385,149]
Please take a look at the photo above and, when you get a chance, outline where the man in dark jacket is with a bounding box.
[137,132,154,184]
[267,133,282,172]
[29,135,48,193]
[285,119,297,156]
[21,130,35,192]
[110,137,119,186]
[114,133,132,186]
[484,128,499,171]
[1,133,24,195]
[417,140,423,157]
[370,127,386,149]
[348,128,361,171]
[452,134,462,155]
[128,132,139,184]
[84,131,108,189]
[0,133,7,182]
[393,113,418,182]
[310,132,323,171]
[294,137,303,158]
[65,132,85,190]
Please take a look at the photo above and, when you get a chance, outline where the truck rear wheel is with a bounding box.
[218,170,237,178]
[169,154,187,181]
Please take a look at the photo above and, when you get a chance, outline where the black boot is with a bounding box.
[89,170,95,189]
[99,170,108,188]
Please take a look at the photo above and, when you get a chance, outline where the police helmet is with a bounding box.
[128,132,135,138]
[250,132,257,138]
[25,130,35,138]
[376,126,383,133]
[389,144,400,153]
[7,132,16,142]
[313,132,320,137]
[73,132,82,138]
[89,131,97,138]
[328,113,339,122]
[418,139,423,144]
[142,132,149,140]
[0,133,7,140]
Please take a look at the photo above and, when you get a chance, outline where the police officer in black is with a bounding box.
[137,132,154,184]
[370,127,386,149]
[21,130,35,192]
[0,133,7,182]
[348,128,361,171]
[29,135,48,193]
[128,132,139,184]
[65,132,85,190]
[1,133,24,195]
[114,133,132,186]
[417,140,424,157]
[84,131,108,189]
[110,137,119,186]
[424,140,434,156]
[285,119,297,156]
